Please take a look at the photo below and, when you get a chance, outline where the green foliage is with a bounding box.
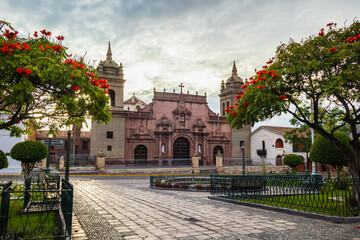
[10,140,48,163]
[283,154,303,170]
[11,140,48,179]
[310,132,354,168]
[227,20,360,179]
[0,149,8,169]
[0,20,111,136]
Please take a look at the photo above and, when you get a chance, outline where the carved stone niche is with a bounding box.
[193,118,206,132]
[156,114,171,131]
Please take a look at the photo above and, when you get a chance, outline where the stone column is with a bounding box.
[41,158,46,171]
[96,150,106,173]
[216,151,224,174]
[192,152,200,174]
[59,156,65,171]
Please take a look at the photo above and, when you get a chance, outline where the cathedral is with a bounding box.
[90,43,251,165]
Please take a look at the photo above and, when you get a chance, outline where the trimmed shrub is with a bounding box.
[310,132,353,168]
[11,140,48,179]
[283,154,303,173]
[0,149,8,169]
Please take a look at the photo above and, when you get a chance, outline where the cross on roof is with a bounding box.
[179,83,184,94]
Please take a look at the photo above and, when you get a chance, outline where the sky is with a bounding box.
[1,0,359,130]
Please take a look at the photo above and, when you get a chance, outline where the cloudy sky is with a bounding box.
[1,0,359,129]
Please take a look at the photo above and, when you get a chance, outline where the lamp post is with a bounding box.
[45,134,53,174]
[65,125,72,181]
[241,142,245,175]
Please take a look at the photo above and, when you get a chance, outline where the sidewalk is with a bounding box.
[71,178,360,240]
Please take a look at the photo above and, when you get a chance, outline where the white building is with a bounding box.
[0,113,24,174]
[250,126,307,168]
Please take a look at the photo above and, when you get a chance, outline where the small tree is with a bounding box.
[283,154,303,174]
[310,132,354,179]
[0,149,8,169]
[11,140,48,179]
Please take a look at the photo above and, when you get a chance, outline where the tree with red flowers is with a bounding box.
[0,20,111,135]
[227,20,360,184]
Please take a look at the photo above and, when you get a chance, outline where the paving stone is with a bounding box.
[71,178,360,240]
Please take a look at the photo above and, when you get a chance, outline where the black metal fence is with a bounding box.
[0,173,73,239]
[210,175,360,217]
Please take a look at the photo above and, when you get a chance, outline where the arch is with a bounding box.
[108,89,115,106]
[134,145,147,166]
[213,145,224,162]
[275,138,284,148]
[173,137,190,165]
[275,155,283,166]
[161,143,165,153]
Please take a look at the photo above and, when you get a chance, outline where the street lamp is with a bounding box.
[45,133,53,174]
[241,141,245,175]
[65,125,72,181]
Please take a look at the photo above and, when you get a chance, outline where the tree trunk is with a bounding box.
[73,123,82,154]
[22,162,35,180]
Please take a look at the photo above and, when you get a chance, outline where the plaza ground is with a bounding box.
[70,176,360,240]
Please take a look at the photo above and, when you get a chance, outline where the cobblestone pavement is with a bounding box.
[72,178,360,240]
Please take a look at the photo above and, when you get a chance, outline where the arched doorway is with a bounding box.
[134,145,147,166]
[213,146,223,162]
[276,155,283,166]
[173,137,190,166]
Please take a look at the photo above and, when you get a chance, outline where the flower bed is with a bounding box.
[151,176,211,191]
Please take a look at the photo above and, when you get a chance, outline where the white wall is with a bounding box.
[0,116,24,174]
[251,128,298,166]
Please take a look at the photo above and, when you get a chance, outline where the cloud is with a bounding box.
[2,0,360,127]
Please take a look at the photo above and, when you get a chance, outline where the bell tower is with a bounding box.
[90,42,126,158]
[219,62,251,159]
[97,42,125,110]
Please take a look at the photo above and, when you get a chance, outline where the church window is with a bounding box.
[136,105,141,111]
[227,101,229,108]
[161,143,165,153]
[179,114,185,122]
[275,139,284,148]
[262,140,265,150]
[222,102,225,116]
[198,144,202,153]
[108,89,115,106]
[107,145,112,151]
[107,131,113,139]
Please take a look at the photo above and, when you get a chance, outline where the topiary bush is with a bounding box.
[283,154,303,173]
[11,140,48,179]
[310,132,353,168]
[0,149,9,169]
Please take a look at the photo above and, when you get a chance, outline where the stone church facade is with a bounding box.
[90,44,251,165]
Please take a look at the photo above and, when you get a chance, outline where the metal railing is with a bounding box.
[210,175,360,217]
[0,174,73,239]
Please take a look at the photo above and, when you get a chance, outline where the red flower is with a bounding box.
[71,75,75,79]
[72,86,79,91]
[3,29,19,40]
[8,116,12,119]
[24,69,33,76]
[52,45,62,52]
[23,43,31,50]
[91,72,96,77]
[64,58,73,64]
[46,45,50,49]
[16,68,24,74]
[56,35,64,40]
[39,45,45,52]
[257,86,261,89]
[33,31,38,37]
[40,29,47,34]
[17,121,21,124]
[104,90,109,94]
[46,31,52,36]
